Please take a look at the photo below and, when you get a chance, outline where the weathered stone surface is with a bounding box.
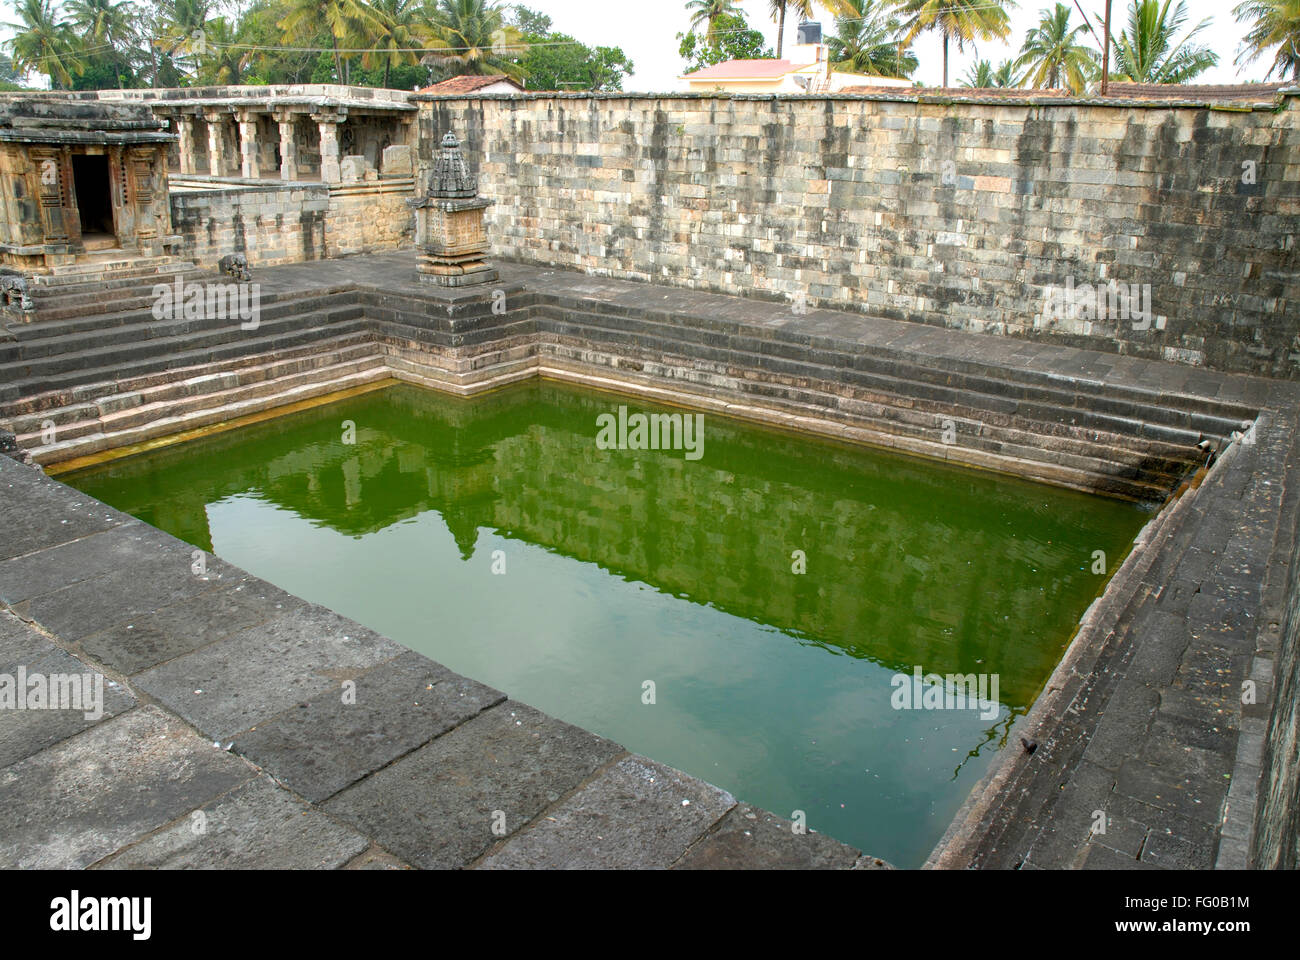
[94,776,369,869]
[0,519,229,605]
[133,604,405,741]
[0,457,128,561]
[0,633,134,767]
[672,802,862,870]
[381,144,413,177]
[342,845,411,870]
[78,576,306,676]
[419,93,1300,378]
[478,755,734,870]
[324,702,621,869]
[233,649,503,803]
[10,526,241,644]
[0,705,254,869]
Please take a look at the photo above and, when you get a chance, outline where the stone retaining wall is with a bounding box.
[415,91,1300,379]
[1256,468,1300,869]
[170,183,328,267]
[170,180,414,268]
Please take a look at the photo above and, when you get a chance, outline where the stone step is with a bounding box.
[25,263,203,297]
[36,256,194,282]
[0,290,359,364]
[28,360,391,466]
[539,346,1183,499]
[524,295,1259,426]
[4,340,380,437]
[0,309,368,404]
[0,332,375,420]
[16,275,216,321]
[537,305,1251,443]
[18,353,386,452]
[3,285,352,346]
[538,308,1234,453]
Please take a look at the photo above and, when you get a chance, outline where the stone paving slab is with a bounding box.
[133,604,407,741]
[323,702,622,869]
[478,755,735,870]
[94,775,370,870]
[664,799,887,869]
[233,649,504,803]
[0,456,129,561]
[0,705,256,869]
[342,846,412,870]
[932,389,1300,870]
[0,619,135,767]
[672,804,864,870]
[77,575,307,676]
[9,539,241,644]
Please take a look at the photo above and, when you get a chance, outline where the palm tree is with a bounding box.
[1109,0,1218,84]
[194,16,247,84]
[827,0,918,78]
[155,0,211,66]
[279,0,381,83]
[423,0,525,81]
[1014,3,1095,92]
[770,1,859,58]
[890,0,1016,87]
[962,57,1019,86]
[3,0,83,89]
[66,0,134,87]
[686,0,742,45]
[365,0,423,88]
[1234,0,1300,82]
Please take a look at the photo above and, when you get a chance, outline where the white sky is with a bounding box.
[530,0,1267,91]
[0,0,1270,91]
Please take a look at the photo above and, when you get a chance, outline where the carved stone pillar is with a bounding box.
[204,109,232,177]
[176,115,197,175]
[275,111,299,181]
[312,113,345,183]
[237,111,261,179]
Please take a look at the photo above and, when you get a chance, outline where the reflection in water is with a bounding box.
[65,381,1149,866]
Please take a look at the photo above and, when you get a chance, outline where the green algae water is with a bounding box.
[63,381,1149,866]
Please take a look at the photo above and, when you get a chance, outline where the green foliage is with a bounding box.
[1013,3,1097,93]
[1109,0,1219,84]
[961,58,1019,87]
[891,0,1015,86]
[508,5,634,91]
[1,0,630,91]
[1234,0,1300,81]
[827,0,917,79]
[509,3,551,36]
[678,11,773,72]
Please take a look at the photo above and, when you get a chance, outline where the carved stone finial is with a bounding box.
[427,131,478,198]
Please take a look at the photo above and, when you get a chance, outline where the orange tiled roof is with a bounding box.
[1103,82,1289,102]
[839,85,1070,98]
[419,75,522,94]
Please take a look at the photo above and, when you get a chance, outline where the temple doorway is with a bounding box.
[72,154,117,249]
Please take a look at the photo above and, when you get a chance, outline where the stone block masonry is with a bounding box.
[170,184,328,268]
[415,91,1300,379]
[169,179,415,268]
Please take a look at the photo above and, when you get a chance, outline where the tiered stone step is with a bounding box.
[0,289,367,403]
[526,300,1251,500]
[2,334,386,465]
[0,277,385,465]
[12,266,211,323]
